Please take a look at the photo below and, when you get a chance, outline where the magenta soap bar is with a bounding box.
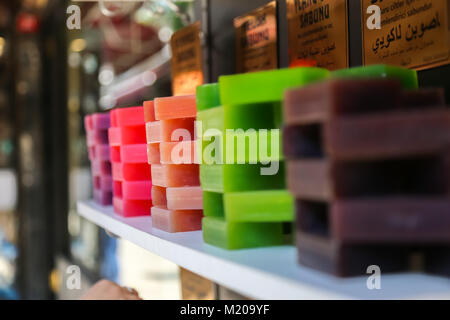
[151,164,200,187]
[87,130,109,146]
[109,126,146,146]
[114,180,152,200]
[154,95,197,120]
[146,121,161,144]
[113,197,151,217]
[89,144,110,161]
[94,175,113,191]
[160,141,198,164]
[86,113,110,130]
[151,206,203,233]
[110,106,145,127]
[152,186,167,207]
[92,160,111,176]
[166,187,203,210]
[94,189,113,206]
[110,144,148,164]
[112,162,151,181]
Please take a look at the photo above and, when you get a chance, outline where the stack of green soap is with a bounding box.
[196,67,330,250]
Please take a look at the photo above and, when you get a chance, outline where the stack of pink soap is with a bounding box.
[109,107,152,217]
[143,97,203,233]
[85,113,113,205]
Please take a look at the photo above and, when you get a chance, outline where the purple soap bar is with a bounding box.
[89,144,110,161]
[87,129,109,146]
[85,113,111,131]
[93,175,113,192]
[91,160,112,176]
[94,189,113,206]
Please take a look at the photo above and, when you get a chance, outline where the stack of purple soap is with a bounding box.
[85,113,113,205]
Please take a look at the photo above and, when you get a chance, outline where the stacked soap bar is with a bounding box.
[144,97,203,233]
[109,107,152,217]
[85,113,113,205]
[283,65,450,277]
[198,68,330,250]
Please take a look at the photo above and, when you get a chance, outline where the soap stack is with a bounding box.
[283,65,450,277]
[85,113,113,205]
[198,68,330,250]
[143,97,203,233]
[109,107,152,217]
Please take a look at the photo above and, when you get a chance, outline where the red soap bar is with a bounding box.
[143,100,156,123]
[166,187,203,210]
[110,144,148,163]
[152,186,167,207]
[94,189,113,206]
[160,118,195,142]
[93,175,113,191]
[147,143,161,164]
[151,206,203,233]
[112,162,151,181]
[151,164,200,187]
[91,160,112,176]
[146,121,161,144]
[113,180,152,200]
[89,144,110,161]
[110,106,145,127]
[109,126,146,146]
[87,129,109,146]
[113,197,151,217]
[160,141,198,164]
[154,95,197,120]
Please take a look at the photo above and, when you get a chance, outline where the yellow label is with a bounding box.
[287,0,349,70]
[235,2,278,73]
[362,0,450,70]
[170,22,204,96]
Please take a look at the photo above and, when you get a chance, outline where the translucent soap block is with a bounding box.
[160,141,198,164]
[166,186,203,210]
[110,106,145,127]
[196,83,221,111]
[219,67,330,106]
[93,175,113,191]
[196,106,225,137]
[112,162,151,181]
[154,95,197,120]
[94,189,113,206]
[89,144,110,161]
[91,159,112,176]
[109,126,147,146]
[203,191,224,217]
[113,197,151,217]
[85,113,110,130]
[151,206,203,233]
[331,64,418,89]
[151,164,200,187]
[87,129,109,146]
[151,186,167,207]
[202,217,285,250]
[143,100,156,123]
[147,143,161,165]
[110,144,148,163]
[160,118,195,142]
[114,180,152,200]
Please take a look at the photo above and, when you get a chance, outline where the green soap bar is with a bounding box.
[200,163,286,193]
[332,64,418,89]
[203,191,224,218]
[224,190,294,222]
[197,106,225,137]
[196,83,221,111]
[202,217,285,250]
[225,102,282,130]
[219,67,330,106]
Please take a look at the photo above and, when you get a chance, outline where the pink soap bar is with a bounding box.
[160,141,198,164]
[166,187,203,210]
[154,95,197,120]
[110,107,145,127]
[112,162,151,181]
[109,126,146,146]
[93,175,113,191]
[151,164,200,187]
[113,197,151,217]
[151,186,167,207]
[151,206,203,233]
[160,118,195,142]
[89,144,110,161]
[94,189,113,206]
[113,180,152,200]
[85,113,110,130]
[143,100,156,123]
[146,121,161,144]
[147,143,161,164]
[92,160,112,176]
[110,144,148,163]
[87,129,109,146]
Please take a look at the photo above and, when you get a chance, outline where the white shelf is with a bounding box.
[77,200,450,300]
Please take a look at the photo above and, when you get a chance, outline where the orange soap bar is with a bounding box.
[113,197,151,217]
[151,164,200,187]
[109,126,146,146]
[114,180,152,200]
[154,95,197,120]
[143,100,156,123]
[112,162,151,181]
[160,141,198,164]
[147,143,161,164]
[152,186,167,207]
[160,118,195,142]
[146,121,161,144]
[110,106,145,127]
[110,144,148,163]
[151,206,203,233]
[166,187,203,210]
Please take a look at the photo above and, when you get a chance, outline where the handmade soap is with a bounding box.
[223,190,293,222]
[87,130,109,146]
[94,175,113,191]
[85,113,110,130]
[147,143,161,165]
[196,106,225,137]
[296,232,410,277]
[110,106,145,127]
[151,186,167,207]
[151,206,203,233]
[202,217,285,250]
[160,118,195,142]
[143,100,156,123]
[114,180,152,200]
[151,164,200,187]
[154,95,197,120]
[196,83,221,111]
[146,121,161,144]
[110,144,148,163]
[166,187,203,210]
[109,126,147,146]
[89,144,110,161]
[202,191,224,218]
[331,64,418,89]
[92,160,112,176]
[160,141,197,164]
[219,67,329,106]
[94,189,113,206]
[112,162,151,181]
[113,197,151,217]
